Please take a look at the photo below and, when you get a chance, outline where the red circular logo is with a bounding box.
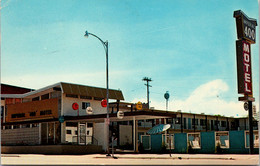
[72,103,79,110]
[101,99,107,107]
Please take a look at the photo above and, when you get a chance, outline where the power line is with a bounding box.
[142,77,152,108]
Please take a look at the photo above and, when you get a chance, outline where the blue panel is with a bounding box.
[200,131,215,153]
[229,130,248,154]
[150,134,162,153]
[173,133,187,153]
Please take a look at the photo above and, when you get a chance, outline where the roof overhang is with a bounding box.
[2,111,176,125]
[64,111,176,123]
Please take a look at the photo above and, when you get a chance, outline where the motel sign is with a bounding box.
[234,10,257,97]
[234,10,257,155]
[236,40,252,96]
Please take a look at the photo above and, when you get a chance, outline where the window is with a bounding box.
[11,113,25,118]
[200,119,206,126]
[66,94,78,98]
[21,124,30,128]
[141,135,151,150]
[32,123,39,127]
[187,133,201,149]
[80,95,92,100]
[192,119,198,125]
[82,102,91,109]
[41,93,50,100]
[32,97,40,101]
[1,106,4,117]
[5,125,11,130]
[175,117,181,124]
[162,134,174,149]
[13,125,19,129]
[215,131,229,148]
[40,110,52,115]
[66,130,72,134]
[221,121,227,127]
[94,97,103,101]
[30,112,36,116]
[87,123,93,128]
[167,118,173,124]
[245,130,259,148]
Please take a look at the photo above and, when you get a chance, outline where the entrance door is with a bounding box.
[79,124,86,145]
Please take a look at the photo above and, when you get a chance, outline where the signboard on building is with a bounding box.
[234,10,257,44]
[236,40,253,96]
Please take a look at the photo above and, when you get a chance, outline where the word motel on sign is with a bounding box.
[243,42,252,93]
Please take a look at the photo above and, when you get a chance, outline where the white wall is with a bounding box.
[65,126,77,143]
[62,94,107,116]
[119,125,132,146]
[93,122,106,150]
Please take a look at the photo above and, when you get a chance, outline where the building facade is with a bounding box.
[1,82,258,154]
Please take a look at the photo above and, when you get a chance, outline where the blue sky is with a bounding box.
[1,0,259,117]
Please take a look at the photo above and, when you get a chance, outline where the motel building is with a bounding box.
[1,82,259,154]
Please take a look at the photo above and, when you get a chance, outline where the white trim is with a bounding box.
[162,134,174,149]
[245,130,259,148]
[187,132,201,149]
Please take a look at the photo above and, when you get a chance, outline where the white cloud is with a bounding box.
[132,79,256,117]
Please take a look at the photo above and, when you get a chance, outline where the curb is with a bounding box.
[94,156,235,160]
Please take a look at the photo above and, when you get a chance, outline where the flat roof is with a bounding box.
[1,82,124,101]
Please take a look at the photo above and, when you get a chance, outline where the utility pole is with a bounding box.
[142,77,152,109]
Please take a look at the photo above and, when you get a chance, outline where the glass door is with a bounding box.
[79,124,86,145]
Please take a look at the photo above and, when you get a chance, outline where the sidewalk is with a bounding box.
[1,153,259,165]
[94,153,257,160]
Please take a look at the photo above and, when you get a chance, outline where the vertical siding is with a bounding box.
[200,131,215,153]
[148,131,259,154]
[173,133,187,153]
[229,130,248,154]
[151,134,162,152]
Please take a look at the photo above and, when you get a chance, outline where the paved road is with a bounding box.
[1,153,259,165]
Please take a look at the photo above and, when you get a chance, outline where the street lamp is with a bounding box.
[84,30,110,156]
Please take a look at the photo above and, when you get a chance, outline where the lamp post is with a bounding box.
[84,31,110,156]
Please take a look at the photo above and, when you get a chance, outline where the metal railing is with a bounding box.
[72,136,98,145]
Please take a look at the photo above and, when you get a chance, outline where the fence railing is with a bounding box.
[72,136,98,145]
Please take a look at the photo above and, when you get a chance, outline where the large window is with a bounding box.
[162,134,174,149]
[187,133,201,149]
[245,130,259,148]
[215,131,229,148]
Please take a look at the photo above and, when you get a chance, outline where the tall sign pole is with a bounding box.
[234,10,257,154]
